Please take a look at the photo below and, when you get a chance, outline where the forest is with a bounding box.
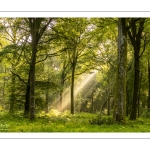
[0,18,150,132]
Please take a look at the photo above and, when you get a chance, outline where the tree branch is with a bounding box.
[139,37,147,58]
[10,70,27,84]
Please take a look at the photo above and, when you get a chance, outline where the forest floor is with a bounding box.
[0,110,150,132]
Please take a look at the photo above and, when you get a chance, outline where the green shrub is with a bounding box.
[141,109,150,118]
[89,115,113,125]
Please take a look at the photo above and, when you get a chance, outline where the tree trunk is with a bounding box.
[45,72,51,113]
[24,71,30,117]
[126,92,129,116]
[137,71,142,117]
[107,92,110,116]
[28,18,51,120]
[9,63,16,114]
[71,62,76,114]
[129,19,145,120]
[130,50,140,120]
[91,91,94,113]
[59,91,63,112]
[9,73,15,114]
[113,18,127,123]
[45,89,49,113]
[59,74,65,112]
[29,18,37,120]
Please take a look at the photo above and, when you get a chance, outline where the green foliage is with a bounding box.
[1,111,150,132]
[89,115,113,125]
[0,105,3,111]
[141,109,150,118]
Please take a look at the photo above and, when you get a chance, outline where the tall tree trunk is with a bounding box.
[71,62,76,114]
[128,19,145,120]
[29,18,37,120]
[130,49,140,120]
[28,18,51,120]
[113,18,127,123]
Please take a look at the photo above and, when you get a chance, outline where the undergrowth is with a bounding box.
[0,109,150,132]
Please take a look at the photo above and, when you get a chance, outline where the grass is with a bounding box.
[0,109,150,132]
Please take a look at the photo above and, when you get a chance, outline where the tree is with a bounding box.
[54,18,94,114]
[128,18,146,120]
[28,18,53,120]
[0,18,28,113]
[113,18,127,123]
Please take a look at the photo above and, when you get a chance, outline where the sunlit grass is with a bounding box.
[0,110,150,132]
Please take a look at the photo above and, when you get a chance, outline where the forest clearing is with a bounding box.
[0,18,150,132]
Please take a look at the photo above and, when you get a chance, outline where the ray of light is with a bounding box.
[52,70,98,112]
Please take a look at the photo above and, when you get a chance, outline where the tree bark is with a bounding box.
[45,73,50,113]
[58,92,62,111]
[9,73,15,114]
[9,63,16,114]
[130,48,140,120]
[29,18,37,120]
[24,71,30,117]
[45,89,49,113]
[91,91,94,113]
[107,90,110,116]
[28,18,52,120]
[137,71,142,117]
[71,61,76,114]
[128,19,145,120]
[126,92,129,116]
[113,18,127,123]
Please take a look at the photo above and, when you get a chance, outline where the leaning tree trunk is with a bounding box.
[113,18,127,124]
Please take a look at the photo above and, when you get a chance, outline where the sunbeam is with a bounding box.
[52,70,98,112]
